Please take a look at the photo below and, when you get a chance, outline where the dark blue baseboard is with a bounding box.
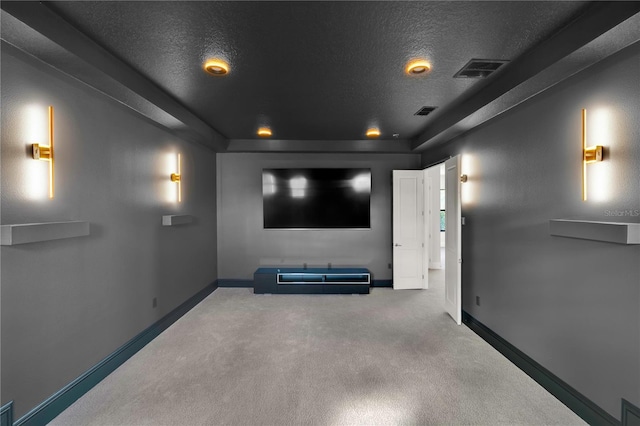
[217,279,254,288]
[13,282,217,426]
[371,280,392,287]
[462,311,619,426]
[622,399,640,426]
[1,402,13,426]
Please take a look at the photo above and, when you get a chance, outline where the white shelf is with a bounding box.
[162,215,193,226]
[549,219,640,244]
[1,221,90,245]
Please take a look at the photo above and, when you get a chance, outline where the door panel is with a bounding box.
[444,156,462,324]
[392,170,424,290]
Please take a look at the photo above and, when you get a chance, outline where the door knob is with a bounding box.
[394,243,402,247]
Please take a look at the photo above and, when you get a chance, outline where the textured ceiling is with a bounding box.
[3,1,638,151]
[43,1,589,142]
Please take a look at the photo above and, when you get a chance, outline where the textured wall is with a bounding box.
[0,46,218,418]
[421,42,640,420]
[216,153,420,281]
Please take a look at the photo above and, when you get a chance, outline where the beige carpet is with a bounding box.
[50,270,585,425]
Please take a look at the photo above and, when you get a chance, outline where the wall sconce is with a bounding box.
[171,153,182,203]
[460,174,468,183]
[582,109,603,201]
[31,106,55,199]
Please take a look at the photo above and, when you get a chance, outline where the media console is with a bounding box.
[253,267,370,294]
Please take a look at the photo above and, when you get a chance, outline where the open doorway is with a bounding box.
[424,164,445,274]
[420,164,443,296]
[423,157,462,325]
[391,160,460,316]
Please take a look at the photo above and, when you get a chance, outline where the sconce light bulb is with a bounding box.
[582,109,605,201]
[30,106,55,199]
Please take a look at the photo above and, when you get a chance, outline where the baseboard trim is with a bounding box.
[622,399,640,426]
[371,280,392,287]
[462,311,619,426]
[1,401,13,426]
[217,279,254,288]
[14,281,218,426]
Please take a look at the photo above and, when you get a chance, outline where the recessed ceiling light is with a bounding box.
[406,59,431,75]
[203,59,230,76]
[257,127,272,137]
[366,128,381,138]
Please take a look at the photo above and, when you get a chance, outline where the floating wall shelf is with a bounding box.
[162,215,193,226]
[1,221,90,245]
[550,219,640,244]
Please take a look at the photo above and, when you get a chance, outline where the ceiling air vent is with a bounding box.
[414,106,437,116]
[454,59,509,78]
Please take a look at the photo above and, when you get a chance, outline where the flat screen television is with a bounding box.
[263,168,371,229]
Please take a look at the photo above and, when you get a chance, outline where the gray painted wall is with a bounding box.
[421,42,640,420]
[216,153,420,280]
[1,45,218,418]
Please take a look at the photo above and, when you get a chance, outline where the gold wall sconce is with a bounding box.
[582,109,603,201]
[31,106,55,199]
[171,153,182,203]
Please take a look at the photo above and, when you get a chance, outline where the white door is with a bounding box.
[392,170,425,290]
[444,156,462,324]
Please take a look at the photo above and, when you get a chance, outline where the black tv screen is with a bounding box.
[263,168,371,229]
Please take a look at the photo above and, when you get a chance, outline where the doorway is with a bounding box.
[424,164,445,273]
[423,156,462,325]
[392,159,462,325]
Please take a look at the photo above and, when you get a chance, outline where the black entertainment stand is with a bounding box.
[253,267,370,294]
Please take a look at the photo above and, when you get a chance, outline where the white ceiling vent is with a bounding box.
[454,59,509,78]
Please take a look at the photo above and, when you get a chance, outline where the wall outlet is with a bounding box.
[303,263,307,269]
[475,296,480,306]
[328,262,332,269]
[153,297,157,308]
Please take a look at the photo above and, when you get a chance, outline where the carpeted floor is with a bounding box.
[50,270,585,425]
